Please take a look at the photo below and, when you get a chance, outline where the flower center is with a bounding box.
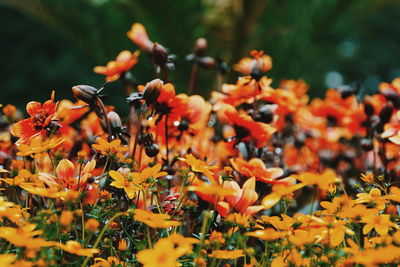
[32,113,47,130]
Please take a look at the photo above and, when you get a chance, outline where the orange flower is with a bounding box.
[230,157,284,184]
[94,50,140,82]
[109,170,140,199]
[223,104,276,148]
[127,23,154,53]
[11,91,58,144]
[233,50,272,76]
[262,182,304,209]
[218,177,263,216]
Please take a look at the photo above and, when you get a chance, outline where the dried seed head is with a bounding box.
[72,85,98,103]
[152,43,168,67]
[143,78,163,105]
[108,111,122,129]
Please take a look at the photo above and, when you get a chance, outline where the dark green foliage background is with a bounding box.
[1,0,400,111]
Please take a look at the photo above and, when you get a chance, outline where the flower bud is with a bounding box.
[72,85,98,103]
[85,218,100,232]
[152,43,168,67]
[194,38,207,56]
[108,111,122,129]
[143,79,163,105]
[145,143,159,157]
[118,239,128,251]
[60,210,73,226]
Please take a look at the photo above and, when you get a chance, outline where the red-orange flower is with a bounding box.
[127,23,154,53]
[230,157,284,184]
[222,104,276,148]
[94,50,140,82]
[11,91,58,144]
[233,50,272,76]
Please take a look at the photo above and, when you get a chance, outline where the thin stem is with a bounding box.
[188,64,199,95]
[96,97,113,142]
[81,212,126,267]
[132,113,142,164]
[165,115,169,166]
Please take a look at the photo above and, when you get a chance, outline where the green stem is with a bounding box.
[81,212,126,267]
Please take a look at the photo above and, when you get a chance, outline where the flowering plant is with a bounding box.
[1,23,400,266]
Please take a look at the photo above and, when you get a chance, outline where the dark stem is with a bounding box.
[165,115,169,166]
[96,97,113,142]
[132,113,142,164]
[188,64,199,95]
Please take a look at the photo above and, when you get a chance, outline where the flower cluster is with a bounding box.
[1,23,400,266]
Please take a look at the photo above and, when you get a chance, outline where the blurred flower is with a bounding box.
[94,50,140,82]
[133,209,180,228]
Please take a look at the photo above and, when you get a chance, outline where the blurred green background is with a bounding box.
[1,0,400,111]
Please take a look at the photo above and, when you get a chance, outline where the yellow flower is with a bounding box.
[131,163,168,185]
[58,241,99,257]
[246,228,286,241]
[1,169,40,187]
[136,238,180,267]
[226,213,251,227]
[187,182,236,198]
[360,171,374,183]
[361,214,398,235]
[180,154,217,181]
[320,195,355,218]
[0,223,57,249]
[16,136,64,156]
[296,169,340,191]
[262,182,305,209]
[208,249,244,259]
[109,170,140,199]
[133,209,181,228]
[91,257,125,267]
[92,137,128,157]
[356,188,388,210]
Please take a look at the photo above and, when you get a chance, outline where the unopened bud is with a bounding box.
[108,111,122,129]
[72,85,98,103]
[152,43,168,67]
[143,79,163,105]
[194,38,207,56]
[145,143,159,157]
